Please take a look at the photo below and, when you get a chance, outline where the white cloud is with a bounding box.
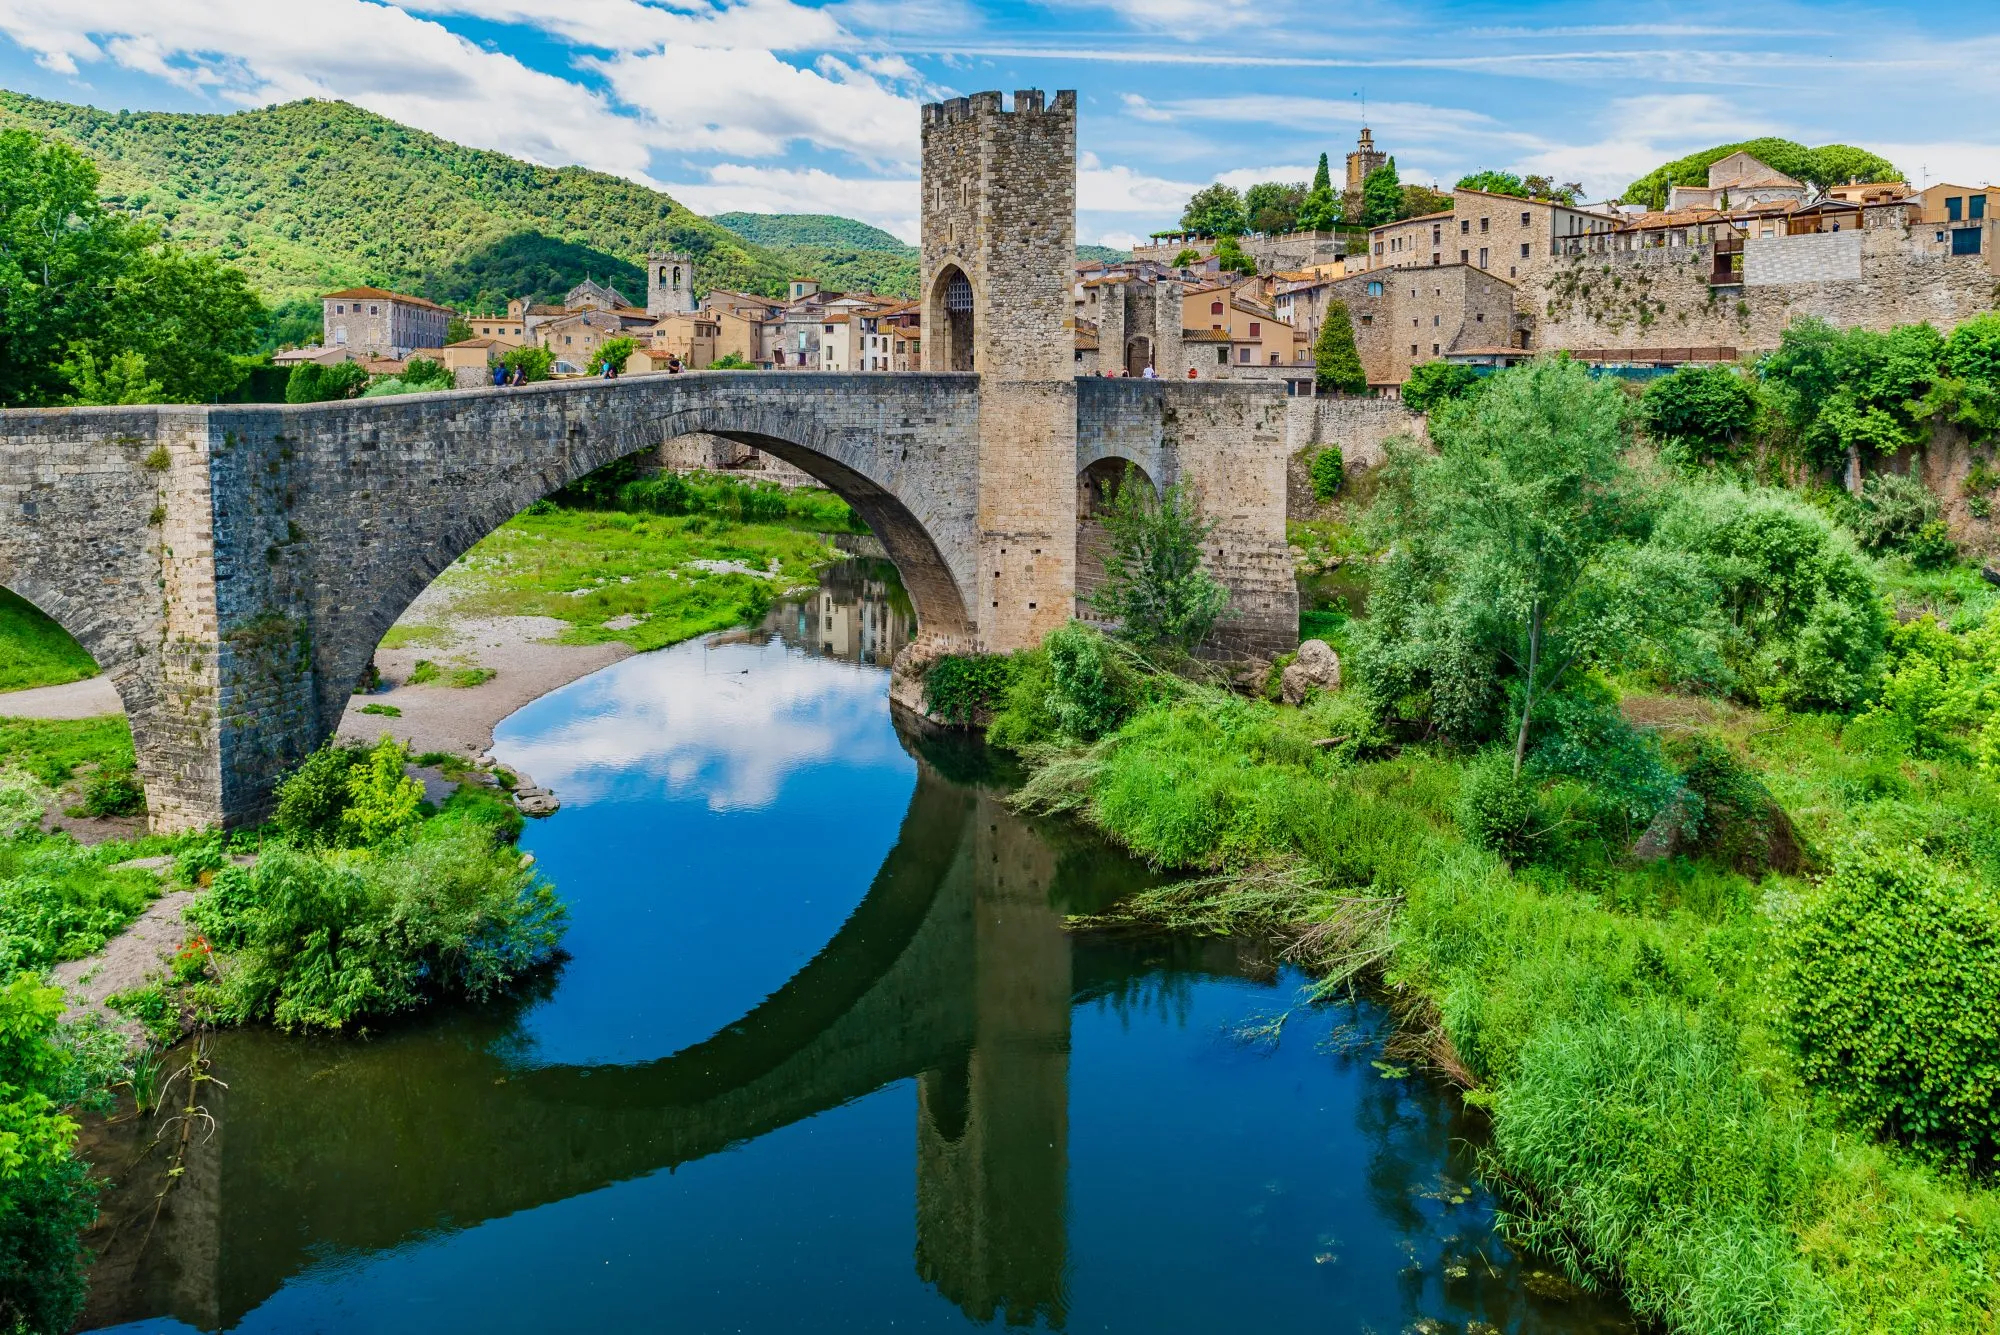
[1077,160,1199,213]
[663,163,919,240]
[1214,164,1315,190]
[588,44,923,167]
[401,0,849,54]
[0,0,657,178]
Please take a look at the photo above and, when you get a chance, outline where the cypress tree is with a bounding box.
[1314,300,1368,395]
[1311,152,1332,194]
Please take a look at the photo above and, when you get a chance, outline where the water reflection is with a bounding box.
[79,561,1632,1335]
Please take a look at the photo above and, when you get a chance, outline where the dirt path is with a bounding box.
[0,675,121,719]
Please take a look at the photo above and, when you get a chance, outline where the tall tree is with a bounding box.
[1361,358,1671,773]
[1314,300,1367,394]
[1297,152,1343,231]
[1180,183,1247,238]
[1311,152,1333,195]
[1361,159,1403,228]
[1091,466,1231,651]
[1244,181,1307,235]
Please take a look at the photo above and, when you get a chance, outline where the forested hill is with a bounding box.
[0,92,790,307]
[714,212,910,251]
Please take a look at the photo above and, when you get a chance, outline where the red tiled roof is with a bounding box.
[321,286,450,312]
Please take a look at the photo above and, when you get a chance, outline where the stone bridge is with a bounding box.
[0,372,1293,830]
[0,88,1295,830]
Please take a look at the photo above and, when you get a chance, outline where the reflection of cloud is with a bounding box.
[493,638,906,812]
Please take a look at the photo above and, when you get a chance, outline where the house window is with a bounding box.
[1509,266,1517,278]
[1211,300,1224,315]
[1521,243,1531,259]
[1976,196,1989,220]
[1249,322,1260,336]
[824,323,834,333]
[1476,313,1485,323]
[1367,281,1383,296]
[1360,314,1373,326]
[1238,346,1251,363]
[1460,219,1469,234]
[1433,315,1440,327]
[370,305,379,316]
[1948,196,1964,221]
[1479,247,1489,268]
[1954,227,1983,256]
[1520,212,1530,226]
[1480,217,1490,233]
[1410,344,1418,355]
[1432,343,1440,355]
[334,304,344,315]
[1431,225,1442,244]
[1217,347,1229,365]
[1374,241,1383,255]
[334,326,347,345]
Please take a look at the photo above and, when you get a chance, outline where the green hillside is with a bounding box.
[1623,138,1900,211]
[715,212,910,251]
[0,91,790,304]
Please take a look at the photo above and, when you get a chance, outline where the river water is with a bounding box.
[81,561,1633,1335]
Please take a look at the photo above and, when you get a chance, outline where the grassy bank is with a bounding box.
[0,588,98,693]
[401,471,864,655]
[924,356,2000,1332]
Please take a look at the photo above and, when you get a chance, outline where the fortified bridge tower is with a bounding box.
[0,88,1297,832]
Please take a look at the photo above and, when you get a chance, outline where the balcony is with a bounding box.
[1710,237,1744,287]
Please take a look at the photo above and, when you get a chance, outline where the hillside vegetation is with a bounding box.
[714,212,909,251]
[1624,138,1900,210]
[0,92,788,304]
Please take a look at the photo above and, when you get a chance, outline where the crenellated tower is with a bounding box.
[920,89,1078,651]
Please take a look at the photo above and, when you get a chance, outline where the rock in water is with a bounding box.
[1281,640,1341,705]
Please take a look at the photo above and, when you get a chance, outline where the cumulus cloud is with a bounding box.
[0,0,657,177]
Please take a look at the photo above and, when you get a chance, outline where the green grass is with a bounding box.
[432,503,842,653]
[0,716,133,789]
[0,588,99,693]
[379,624,456,650]
[1024,688,2000,1332]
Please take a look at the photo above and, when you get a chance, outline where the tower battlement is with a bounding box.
[921,89,1075,128]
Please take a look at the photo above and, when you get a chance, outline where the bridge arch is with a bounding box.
[1074,455,1157,617]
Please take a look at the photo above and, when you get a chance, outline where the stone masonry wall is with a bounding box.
[1076,379,1297,658]
[1744,231,1863,286]
[1532,233,2000,355]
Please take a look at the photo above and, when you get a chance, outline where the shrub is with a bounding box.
[284,359,369,403]
[923,653,1015,725]
[1641,365,1759,464]
[1457,748,1549,863]
[499,344,555,382]
[272,743,361,846]
[1399,360,1480,416]
[1045,623,1139,742]
[1090,467,1230,651]
[1778,841,2000,1169]
[1855,471,1947,561]
[710,352,753,369]
[76,764,143,818]
[190,819,566,1031]
[1313,301,1367,395]
[341,738,426,845]
[1309,445,1343,501]
[0,975,97,1335]
[984,649,1060,752]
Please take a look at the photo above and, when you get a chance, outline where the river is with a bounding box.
[80,560,1634,1334]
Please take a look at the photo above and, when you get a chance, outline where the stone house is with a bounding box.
[646,313,719,368]
[1368,191,1617,284]
[564,278,635,312]
[535,309,626,370]
[320,287,452,359]
[1667,151,1809,212]
[1331,263,1520,387]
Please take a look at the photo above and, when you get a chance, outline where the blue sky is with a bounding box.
[0,0,1995,246]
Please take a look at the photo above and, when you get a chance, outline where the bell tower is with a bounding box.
[647,252,695,316]
[920,89,1078,652]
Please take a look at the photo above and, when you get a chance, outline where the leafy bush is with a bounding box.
[284,359,368,403]
[1313,301,1367,395]
[0,974,97,1334]
[922,653,1015,725]
[1641,482,1884,710]
[1457,748,1549,863]
[710,352,753,369]
[1778,841,2000,1169]
[1399,360,1480,416]
[190,816,566,1031]
[1854,472,1953,568]
[0,840,155,973]
[1090,467,1230,651]
[984,649,1060,752]
[1045,622,1138,742]
[499,344,555,382]
[273,743,361,846]
[595,336,637,374]
[1640,365,1759,464]
[1758,318,1943,473]
[76,764,144,818]
[340,738,426,845]
[1309,445,1343,501]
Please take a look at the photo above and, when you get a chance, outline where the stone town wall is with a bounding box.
[1283,395,1424,520]
[1076,379,1297,658]
[1531,232,2000,355]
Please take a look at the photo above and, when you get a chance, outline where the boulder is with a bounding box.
[1280,640,1341,705]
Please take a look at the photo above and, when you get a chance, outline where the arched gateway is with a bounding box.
[0,89,1295,831]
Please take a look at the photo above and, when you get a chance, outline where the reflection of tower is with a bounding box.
[915,792,1071,1327]
[920,89,1078,652]
[1345,126,1386,193]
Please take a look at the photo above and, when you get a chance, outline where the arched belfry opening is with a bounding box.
[939,266,975,372]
